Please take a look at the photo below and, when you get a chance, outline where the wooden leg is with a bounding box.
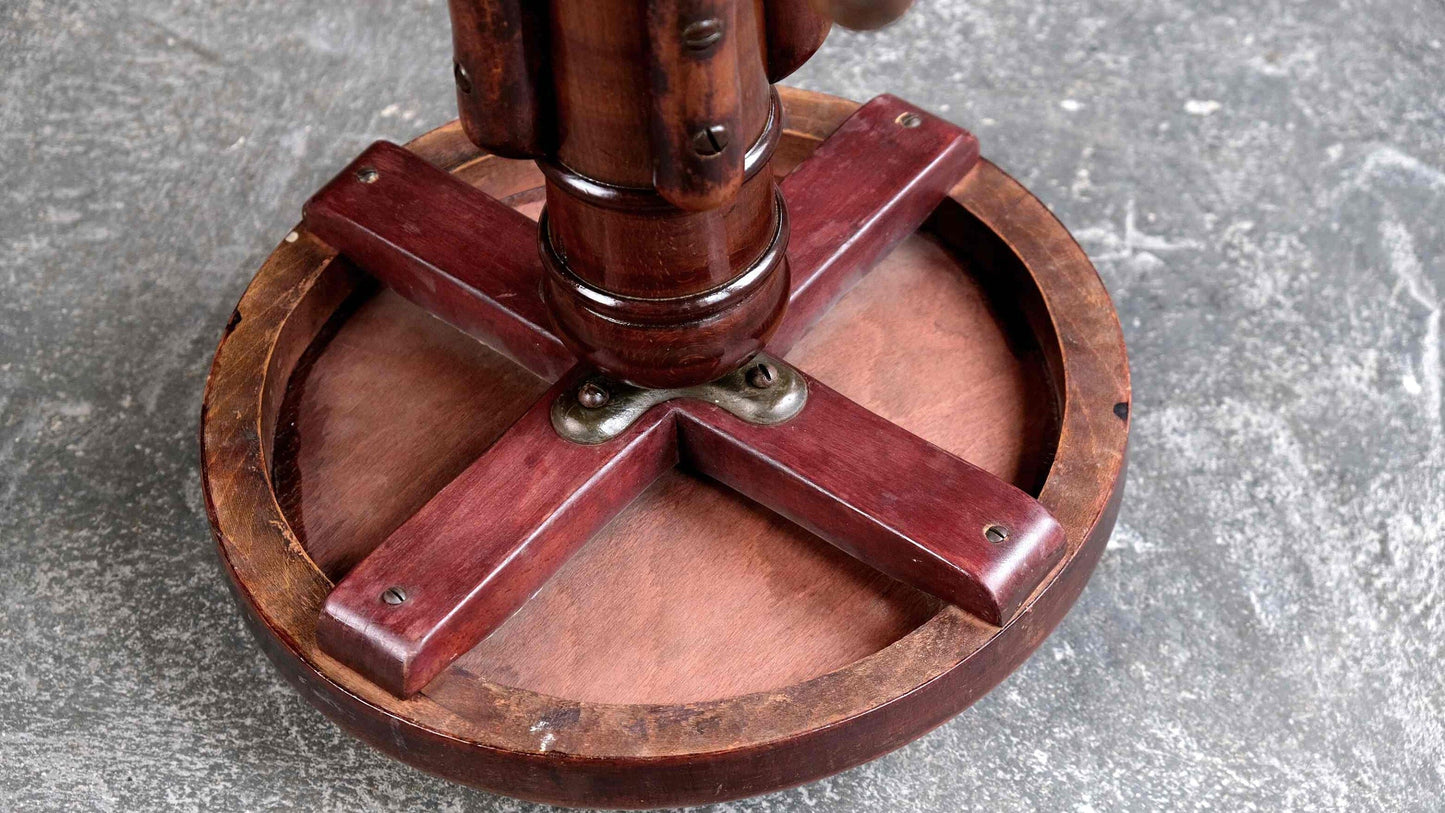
[316,371,679,697]
[676,374,1064,626]
[302,141,575,380]
[771,94,979,354]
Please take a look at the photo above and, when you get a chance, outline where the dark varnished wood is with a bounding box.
[539,193,790,388]
[545,0,773,188]
[545,0,652,187]
[541,140,779,298]
[531,0,783,385]
[762,0,832,82]
[283,230,1040,707]
[813,0,915,30]
[772,94,980,353]
[444,0,781,386]
[537,89,787,387]
[316,372,679,697]
[677,375,1065,626]
[449,0,551,158]
[203,90,1129,807]
[644,0,750,211]
[303,93,973,387]
[317,258,1057,695]
[433,2,926,393]
[301,141,573,380]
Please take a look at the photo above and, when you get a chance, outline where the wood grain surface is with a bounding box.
[315,371,680,697]
[203,88,1129,807]
[448,0,551,158]
[276,227,1054,704]
[678,371,1064,628]
[301,141,573,380]
[301,93,1025,698]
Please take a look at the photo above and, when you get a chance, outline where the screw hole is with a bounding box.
[381,586,408,605]
[356,167,380,184]
[453,60,473,94]
[984,524,1010,544]
[896,112,922,128]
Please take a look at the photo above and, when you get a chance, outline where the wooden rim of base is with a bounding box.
[200,87,1130,808]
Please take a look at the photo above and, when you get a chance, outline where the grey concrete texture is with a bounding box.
[2,0,1443,809]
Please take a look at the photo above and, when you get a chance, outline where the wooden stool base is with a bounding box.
[202,88,1129,808]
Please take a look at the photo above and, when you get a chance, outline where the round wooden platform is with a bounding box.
[201,87,1129,808]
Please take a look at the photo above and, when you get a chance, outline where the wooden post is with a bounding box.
[447,0,788,388]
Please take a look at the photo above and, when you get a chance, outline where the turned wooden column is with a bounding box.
[450,0,827,387]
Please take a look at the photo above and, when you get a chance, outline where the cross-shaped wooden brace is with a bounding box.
[303,95,1066,698]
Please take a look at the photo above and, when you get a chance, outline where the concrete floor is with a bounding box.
[3,0,1444,810]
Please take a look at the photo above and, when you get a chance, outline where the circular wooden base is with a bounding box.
[201,88,1129,808]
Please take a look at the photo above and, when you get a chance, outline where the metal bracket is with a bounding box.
[551,354,808,444]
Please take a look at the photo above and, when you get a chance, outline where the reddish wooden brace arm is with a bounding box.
[305,95,1062,698]
[678,377,1064,627]
[317,372,680,697]
[302,141,572,380]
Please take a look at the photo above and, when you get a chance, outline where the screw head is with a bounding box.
[896,112,922,128]
[453,60,473,95]
[356,167,379,184]
[682,18,724,51]
[381,586,408,605]
[578,382,610,409]
[691,124,730,157]
[984,524,1010,544]
[746,362,777,389]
